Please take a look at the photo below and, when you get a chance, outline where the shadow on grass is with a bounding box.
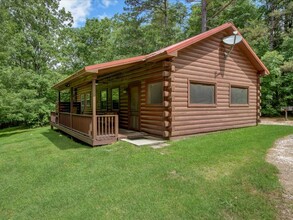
[0,130,31,138]
[41,129,90,150]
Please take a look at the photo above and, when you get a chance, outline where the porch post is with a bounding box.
[70,87,73,128]
[58,91,61,112]
[92,75,97,142]
[58,91,61,124]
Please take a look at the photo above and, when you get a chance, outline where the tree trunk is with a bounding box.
[269,15,274,50]
[201,0,207,32]
[163,0,168,28]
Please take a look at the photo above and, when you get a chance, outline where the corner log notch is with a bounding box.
[162,60,174,138]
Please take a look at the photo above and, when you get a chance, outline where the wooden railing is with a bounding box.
[51,112,119,143]
[97,115,119,140]
[59,112,70,127]
[72,114,92,136]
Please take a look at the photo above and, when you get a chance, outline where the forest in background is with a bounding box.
[0,0,292,127]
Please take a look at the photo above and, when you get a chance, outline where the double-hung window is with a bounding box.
[189,82,216,105]
[230,86,248,105]
[147,81,163,105]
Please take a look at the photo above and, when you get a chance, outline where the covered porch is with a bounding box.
[50,75,120,146]
[50,55,172,146]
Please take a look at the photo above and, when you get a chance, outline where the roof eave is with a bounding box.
[52,68,90,90]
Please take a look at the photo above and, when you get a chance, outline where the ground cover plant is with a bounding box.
[0,125,293,219]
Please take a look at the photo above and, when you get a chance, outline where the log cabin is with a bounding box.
[50,22,269,146]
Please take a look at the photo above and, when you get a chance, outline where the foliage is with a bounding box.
[261,50,293,116]
[0,0,72,127]
[261,51,284,116]
[1,125,293,218]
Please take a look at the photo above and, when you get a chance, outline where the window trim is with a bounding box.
[188,80,217,107]
[229,84,250,107]
[146,79,164,106]
[111,87,120,111]
[100,89,108,111]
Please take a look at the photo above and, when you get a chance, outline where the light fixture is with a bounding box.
[223,30,243,59]
[123,87,128,94]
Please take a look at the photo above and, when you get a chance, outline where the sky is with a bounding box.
[59,0,126,27]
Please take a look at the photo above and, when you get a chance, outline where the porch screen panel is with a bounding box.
[111,88,119,110]
[100,90,107,110]
[231,87,248,104]
[190,83,215,104]
[81,94,85,113]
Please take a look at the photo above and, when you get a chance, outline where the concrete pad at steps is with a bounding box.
[121,138,165,147]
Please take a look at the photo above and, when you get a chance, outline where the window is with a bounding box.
[147,81,163,105]
[81,94,85,113]
[111,88,119,110]
[231,86,248,105]
[86,93,91,107]
[190,82,215,104]
[100,90,107,110]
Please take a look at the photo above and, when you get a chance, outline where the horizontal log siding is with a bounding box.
[96,62,166,137]
[171,32,259,137]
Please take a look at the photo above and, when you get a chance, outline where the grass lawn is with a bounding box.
[0,125,293,219]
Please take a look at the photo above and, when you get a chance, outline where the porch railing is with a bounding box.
[97,115,119,140]
[59,112,70,128]
[72,114,92,136]
[50,112,118,142]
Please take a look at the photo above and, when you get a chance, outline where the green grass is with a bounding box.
[0,125,292,219]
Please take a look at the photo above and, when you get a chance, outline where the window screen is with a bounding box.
[111,88,119,110]
[231,87,248,104]
[100,90,107,110]
[147,81,163,105]
[190,83,215,104]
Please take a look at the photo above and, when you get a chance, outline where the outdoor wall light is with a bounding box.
[123,88,128,94]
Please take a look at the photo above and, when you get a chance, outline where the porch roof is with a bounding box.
[53,22,269,90]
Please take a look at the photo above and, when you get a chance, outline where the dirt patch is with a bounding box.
[267,135,293,219]
[261,117,293,126]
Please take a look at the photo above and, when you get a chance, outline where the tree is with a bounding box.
[124,0,188,47]
[261,50,293,116]
[0,0,72,127]
[186,0,238,33]
[258,0,293,50]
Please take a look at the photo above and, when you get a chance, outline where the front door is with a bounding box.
[129,84,140,130]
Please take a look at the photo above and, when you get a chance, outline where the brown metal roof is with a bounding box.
[53,22,269,90]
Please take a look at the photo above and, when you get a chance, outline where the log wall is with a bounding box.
[170,32,260,138]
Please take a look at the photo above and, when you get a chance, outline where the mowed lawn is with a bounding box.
[0,125,293,219]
